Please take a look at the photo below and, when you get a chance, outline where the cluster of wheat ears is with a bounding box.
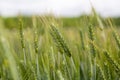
[0,15,120,80]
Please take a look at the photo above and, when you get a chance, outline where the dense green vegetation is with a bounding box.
[0,14,120,80]
[1,15,120,29]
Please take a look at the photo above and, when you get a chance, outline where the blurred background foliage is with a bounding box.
[0,15,120,29]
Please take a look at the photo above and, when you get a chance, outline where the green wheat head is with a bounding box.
[104,51,120,76]
[19,18,25,49]
[113,31,120,49]
[50,24,71,57]
[88,24,96,58]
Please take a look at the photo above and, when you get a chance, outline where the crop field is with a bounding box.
[0,14,120,80]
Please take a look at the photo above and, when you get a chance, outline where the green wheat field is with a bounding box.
[0,12,120,80]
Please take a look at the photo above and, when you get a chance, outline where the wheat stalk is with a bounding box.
[19,18,26,66]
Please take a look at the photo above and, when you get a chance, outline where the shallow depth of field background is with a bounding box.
[0,0,120,80]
